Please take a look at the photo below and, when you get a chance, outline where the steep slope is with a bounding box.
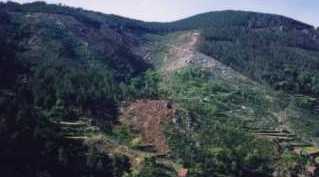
[1,2,319,177]
[148,10,319,97]
[148,31,283,129]
[145,11,319,149]
[151,31,251,83]
[171,30,318,137]
[0,1,150,79]
[0,2,153,177]
[149,31,319,177]
[200,25,319,96]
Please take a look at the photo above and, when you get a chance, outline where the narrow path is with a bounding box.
[57,119,178,174]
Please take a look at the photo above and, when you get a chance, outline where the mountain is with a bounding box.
[1,1,319,177]
[152,10,319,96]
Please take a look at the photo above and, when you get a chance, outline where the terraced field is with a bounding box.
[48,30,319,177]
[144,31,319,174]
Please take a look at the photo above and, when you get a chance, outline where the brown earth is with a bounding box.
[164,32,201,72]
[161,31,251,83]
[120,100,175,154]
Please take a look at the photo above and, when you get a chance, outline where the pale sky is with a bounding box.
[2,0,319,27]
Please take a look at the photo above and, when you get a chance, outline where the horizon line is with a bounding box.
[3,1,317,28]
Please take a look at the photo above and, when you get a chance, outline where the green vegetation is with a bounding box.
[132,158,173,177]
[199,24,319,97]
[0,3,157,176]
[1,1,319,177]
[162,67,280,129]
[276,152,307,177]
[163,67,276,177]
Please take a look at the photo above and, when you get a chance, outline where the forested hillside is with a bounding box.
[0,2,155,176]
[199,15,319,96]
[1,1,319,177]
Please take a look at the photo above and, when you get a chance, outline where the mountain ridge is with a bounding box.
[2,2,315,30]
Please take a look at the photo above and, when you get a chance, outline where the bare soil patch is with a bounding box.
[120,100,175,154]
